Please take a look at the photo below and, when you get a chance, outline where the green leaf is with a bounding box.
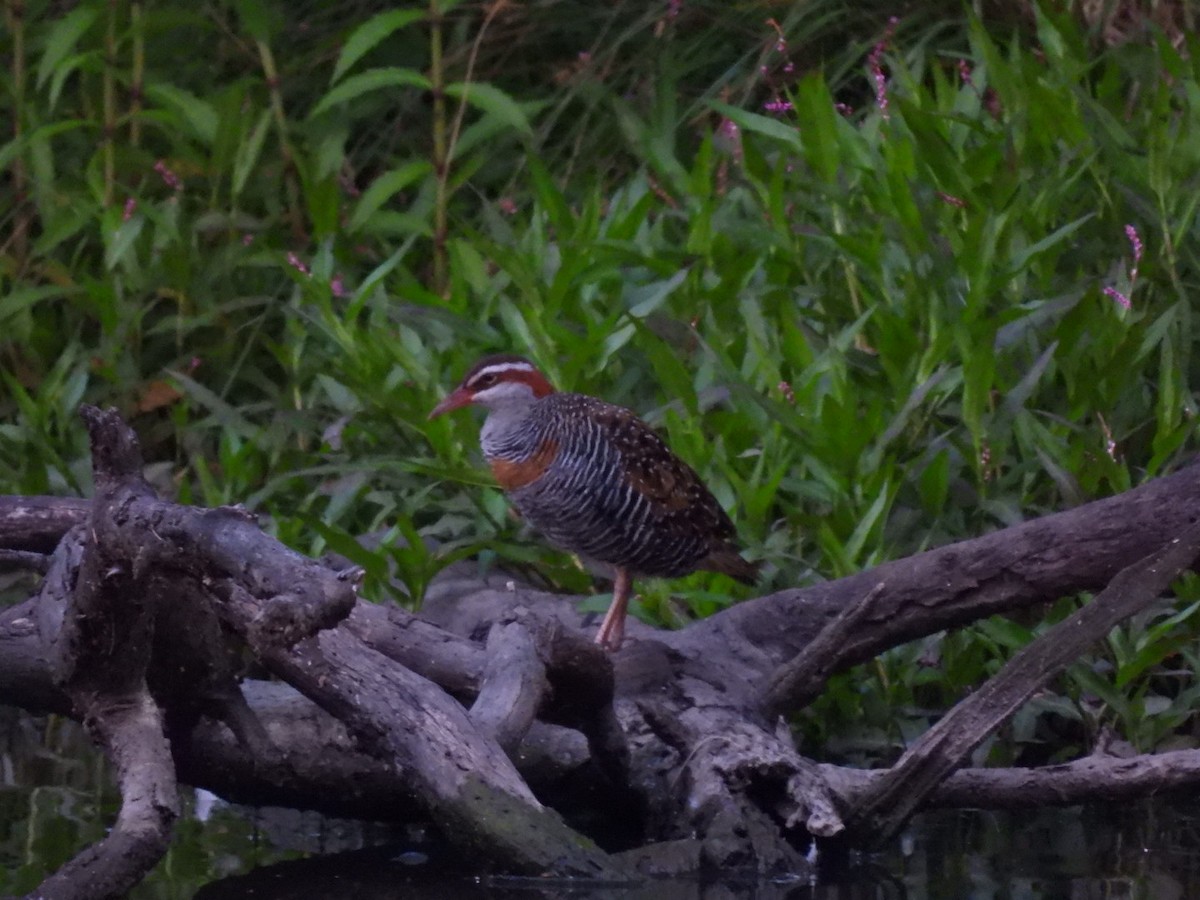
[0,286,68,328]
[348,240,417,317]
[445,82,533,136]
[349,161,434,232]
[145,83,219,145]
[0,119,89,170]
[627,269,688,318]
[793,73,839,183]
[233,0,275,41]
[47,50,96,111]
[105,216,145,270]
[918,449,950,514]
[1007,213,1095,274]
[1002,341,1057,414]
[232,110,272,200]
[36,7,98,91]
[309,68,431,119]
[169,371,261,441]
[332,9,425,84]
[843,486,890,565]
[708,100,802,150]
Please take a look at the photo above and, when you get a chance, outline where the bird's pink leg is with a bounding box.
[595,568,631,651]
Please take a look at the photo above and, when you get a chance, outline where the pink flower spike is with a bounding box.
[286,251,311,278]
[1098,413,1117,461]
[331,275,348,298]
[1103,285,1131,310]
[153,159,183,191]
[242,233,255,246]
[1124,224,1143,281]
[936,191,966,208]
[765,18,786,54]
[763,98,793,114]
[869,17,900,120]
[1124,224,1143,260]
[714,117,743,162]
[122,198,137,221]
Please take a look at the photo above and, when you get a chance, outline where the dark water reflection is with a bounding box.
[4,710,1200,898]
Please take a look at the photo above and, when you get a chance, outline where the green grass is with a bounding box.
[3,1,1200,762]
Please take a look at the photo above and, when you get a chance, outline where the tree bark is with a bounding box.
[3,412,1200,895]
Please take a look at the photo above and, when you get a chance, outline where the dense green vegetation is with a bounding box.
[3,0,1200,793]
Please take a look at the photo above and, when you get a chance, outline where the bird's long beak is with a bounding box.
[428,387,473,420]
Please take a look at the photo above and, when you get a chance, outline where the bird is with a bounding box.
[429,353,759,651]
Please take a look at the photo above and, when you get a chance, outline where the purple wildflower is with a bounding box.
[122,198,137,221]
[154,159,182,191]
[286,252,311,278]
[715,117,743,161]
[869,17,900,119]
[1124,224,1143,281]
[1098,413,1117,461]
[1103,286,1132,310]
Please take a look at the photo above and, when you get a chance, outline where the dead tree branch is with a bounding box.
[844,522,1200,842]
[3,412,1200,890]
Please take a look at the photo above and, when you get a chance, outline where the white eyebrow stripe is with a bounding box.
[471,361,535,380]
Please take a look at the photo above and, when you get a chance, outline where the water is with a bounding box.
[3,709,1200,898]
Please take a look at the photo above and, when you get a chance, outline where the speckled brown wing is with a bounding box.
[587,404,758,583]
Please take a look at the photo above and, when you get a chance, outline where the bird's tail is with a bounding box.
[703,546,762,585]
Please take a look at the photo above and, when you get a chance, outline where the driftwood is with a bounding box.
[3,406,1200,898]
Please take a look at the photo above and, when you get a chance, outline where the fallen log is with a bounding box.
[3,411,1200,894]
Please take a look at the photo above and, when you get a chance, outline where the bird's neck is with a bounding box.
[480,397,540,460]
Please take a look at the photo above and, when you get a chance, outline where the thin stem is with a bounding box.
[430,0,508,298]
[103,0,118,206]
[445,0,507,169]
[4,0,29,266]
[429,0,448,296]
[130,2,143,146]
[256,39,304,239]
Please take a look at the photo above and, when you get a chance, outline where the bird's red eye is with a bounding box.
[476,374,497,387]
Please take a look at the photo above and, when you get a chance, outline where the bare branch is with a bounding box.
[692,461,1200,681]
[761,582,886,716]
[0,494,89,553]
[0,548,50,573]
[844,522,1200,843]
[823,746,1200,810]
[470,619,549,752]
